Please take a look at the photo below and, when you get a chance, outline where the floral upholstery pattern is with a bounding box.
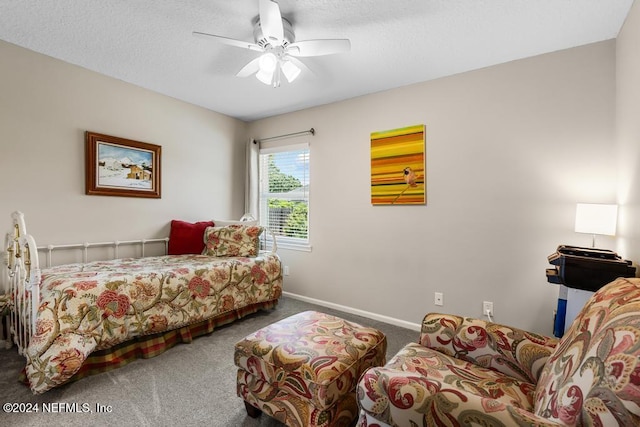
[534,277,640,426]
[419,313,560,384]
[25,253,281,394]
[357,313,558,426]
[357,277,640,427]
[235,310,387,427]
[238,370,359,427]
[0,292,12,316]
[203,224,264,257]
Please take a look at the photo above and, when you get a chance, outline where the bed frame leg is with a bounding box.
[244,401,262,418]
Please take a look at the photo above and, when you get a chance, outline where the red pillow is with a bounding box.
[168,220,214,255]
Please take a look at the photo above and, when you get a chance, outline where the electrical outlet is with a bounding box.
[434,292,444,306]
[483,301,493,316]
[283,266,290,276]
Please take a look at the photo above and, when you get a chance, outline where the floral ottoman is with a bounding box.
[235,310,387,427]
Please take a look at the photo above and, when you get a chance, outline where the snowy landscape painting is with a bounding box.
[85,132,161,198]
[98,143,153,189]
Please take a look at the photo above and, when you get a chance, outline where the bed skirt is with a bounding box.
[19,299,278,387]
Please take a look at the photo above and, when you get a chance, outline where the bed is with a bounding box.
[1,211,282,394]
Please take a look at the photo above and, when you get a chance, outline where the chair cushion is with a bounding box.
[357,342,536,426]
[534,277,640,426]
[420,313,558,384]
[234,310,386,410]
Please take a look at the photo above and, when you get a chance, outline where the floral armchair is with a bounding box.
[357,277,640,426]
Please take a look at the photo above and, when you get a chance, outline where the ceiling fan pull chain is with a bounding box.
[274,65,281,88]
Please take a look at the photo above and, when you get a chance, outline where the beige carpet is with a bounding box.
[0,296,417,427]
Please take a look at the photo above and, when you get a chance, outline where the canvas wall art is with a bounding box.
[371,124,426,205]
[85,131,161,198]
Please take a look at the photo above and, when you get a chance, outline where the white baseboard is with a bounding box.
[282,291,422,331]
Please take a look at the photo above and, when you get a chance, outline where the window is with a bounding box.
[259,142,310,250]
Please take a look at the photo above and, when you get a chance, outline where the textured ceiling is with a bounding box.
[0,0,633,122]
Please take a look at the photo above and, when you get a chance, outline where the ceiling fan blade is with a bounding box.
[288,39,351,57]
[259,0,284,43]
[236,57,262,78]
[193,31,263,53]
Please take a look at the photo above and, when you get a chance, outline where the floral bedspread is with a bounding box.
[25,253,282,394]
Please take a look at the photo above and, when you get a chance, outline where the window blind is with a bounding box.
[258,143,309,246]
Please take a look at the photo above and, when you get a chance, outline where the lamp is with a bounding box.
[254,53,301,87]
[574,203,618,247]
[255,53,277,85]
[281,60,301,83]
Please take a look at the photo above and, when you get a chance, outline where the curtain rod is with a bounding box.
[254,128,315,144]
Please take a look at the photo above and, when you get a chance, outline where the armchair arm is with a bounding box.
[357,367,563,427]
[419,313,558,383]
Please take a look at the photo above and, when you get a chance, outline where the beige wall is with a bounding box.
[0,36,623,335]
[617,0,640,263]
[249,41,618,334]
[0,40,247,244]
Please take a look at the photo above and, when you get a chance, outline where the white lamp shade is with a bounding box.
[255,53,278,85]
[281,60,301,83]
[574,203,618,236]
[255,69,273,85]
[258,53,277,73]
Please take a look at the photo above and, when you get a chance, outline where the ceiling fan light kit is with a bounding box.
[255,47,301,87]
[193,0,351,88]
[281,60,301,82]
[259,53,278,72]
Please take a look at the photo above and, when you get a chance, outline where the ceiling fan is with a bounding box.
[193,0,351,87]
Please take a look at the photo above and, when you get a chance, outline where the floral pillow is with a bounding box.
[202,225,264,257]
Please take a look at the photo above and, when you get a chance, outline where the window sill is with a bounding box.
[266,241,312,252]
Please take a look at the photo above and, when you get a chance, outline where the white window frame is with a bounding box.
[258,141,311,252]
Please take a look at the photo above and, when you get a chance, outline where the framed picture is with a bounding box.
[371,124,426,205]
[85,131,161,198]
